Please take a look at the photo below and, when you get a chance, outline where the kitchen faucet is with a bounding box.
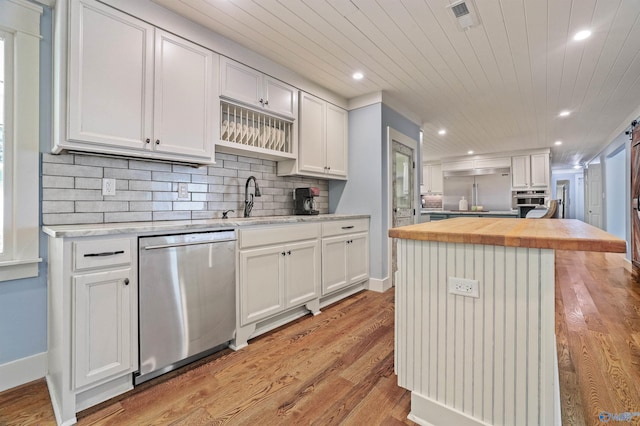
[244,176,261,217]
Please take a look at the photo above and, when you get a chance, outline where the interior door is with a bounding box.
[631,126,640,267]
[391,139,416,285]
[392,141,415,227]
[586,163,602,228]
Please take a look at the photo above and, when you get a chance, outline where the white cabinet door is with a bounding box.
[153,30,215,159]
[347,233,369,285]
[430,164,443,193]
[321,235,348,295]
[74,269,133,389]
[511,155,530,188]
[298,93,326,175]
[239,245,285,326]
[325,103,348,178]
[285,240,320,307]
[219,57,262,109]
[68,0,153,150]
[264,76,296,118]
[530,153,550,187]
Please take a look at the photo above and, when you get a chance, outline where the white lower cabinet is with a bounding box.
[239,238,319,326]
[321,220,369,295]
[73,269,133,389]
[46,234,138,426]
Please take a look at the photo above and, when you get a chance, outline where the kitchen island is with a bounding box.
[388,218,625,426]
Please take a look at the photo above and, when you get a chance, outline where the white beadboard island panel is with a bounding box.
[395,239,555,426]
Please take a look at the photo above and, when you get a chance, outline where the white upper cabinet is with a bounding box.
[60,0,217,163]
[511,153,550,189]
[153,30,215,159]
[278,91,348,179]
[422,164,443,194]
[67,0,154,151]
[220,57,296,118]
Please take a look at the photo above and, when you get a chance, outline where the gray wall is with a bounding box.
[330,103,420,282]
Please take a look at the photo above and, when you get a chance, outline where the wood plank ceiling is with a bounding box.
[153,0,640,169]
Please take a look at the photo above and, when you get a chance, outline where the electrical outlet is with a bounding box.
[448,276,479,298]
[177,182,189,199]
[102,178,116,196]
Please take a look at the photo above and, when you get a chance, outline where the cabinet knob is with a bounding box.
[264,100,269,106]
[259,98,264,105]
[281,251,286,256]
[287,250,291,255]
[155,139,160,145]
[124,278,129,285]
[145,138,150,144]
[327,166,331,170]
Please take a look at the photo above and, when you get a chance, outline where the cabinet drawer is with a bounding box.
[73,238,133,271]
[239,223,320,249]
[321,219,368,237]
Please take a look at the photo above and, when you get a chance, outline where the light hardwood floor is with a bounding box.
[0,250,638,425]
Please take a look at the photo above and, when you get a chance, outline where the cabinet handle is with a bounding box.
[264,100,269,106]
[155,139,160,145]
[281,251,286,256]
[83,250,124,257]
[145,138,150,144]
[287,250,292,255]
[259,98,264,105]
[124,278,129,286]
[341,226,354,230]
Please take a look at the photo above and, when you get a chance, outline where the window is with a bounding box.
[0,0,42,281]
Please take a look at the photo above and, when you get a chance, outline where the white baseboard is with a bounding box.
[409,392,492,426]
[368,276,391,293]
[624,257,633,272]
[0,351,47,392]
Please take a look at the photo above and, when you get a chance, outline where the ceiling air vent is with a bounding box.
[447,0,480,31]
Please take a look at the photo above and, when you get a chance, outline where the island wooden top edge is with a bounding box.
[388,217,626,253]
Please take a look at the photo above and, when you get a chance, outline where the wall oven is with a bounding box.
[512,190,549,217]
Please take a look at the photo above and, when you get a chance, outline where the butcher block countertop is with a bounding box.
[388,217,626,253]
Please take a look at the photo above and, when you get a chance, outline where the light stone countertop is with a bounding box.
[42,214,370,238]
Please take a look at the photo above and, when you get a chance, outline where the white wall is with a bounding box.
[606,147,626,240]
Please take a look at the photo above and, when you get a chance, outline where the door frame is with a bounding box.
[386,126,419,287]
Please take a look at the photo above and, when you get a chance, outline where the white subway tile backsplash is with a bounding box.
[104,212,153,223]
[105,168,152,181]
[42,201,74,214]
[42,176,74,188]
[42,152,329,225]
[152,211,191,221]
[76,201,129,213]
[151,171,191,182]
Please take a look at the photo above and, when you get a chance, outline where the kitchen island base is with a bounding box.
[395,240,558,425]
[390,218,625,426]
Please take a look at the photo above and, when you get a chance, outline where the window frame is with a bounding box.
[0,0,42,281]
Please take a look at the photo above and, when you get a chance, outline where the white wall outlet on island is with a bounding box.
[448,276,479,298]
[102,178,116,196]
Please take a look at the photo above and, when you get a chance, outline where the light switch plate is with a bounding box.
[448,276,479,298]
[102,178,116,196]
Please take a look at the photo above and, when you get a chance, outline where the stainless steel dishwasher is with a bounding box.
[136,230,236,385]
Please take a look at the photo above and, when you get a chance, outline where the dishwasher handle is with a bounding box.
[143,238,236,250]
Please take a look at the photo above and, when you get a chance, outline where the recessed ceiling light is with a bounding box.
[468,150,474,155]
[555,141,563,145]
[438,129,446,135]
[559,110,571,117]
[352,72,364,80]
[573,30,592,41]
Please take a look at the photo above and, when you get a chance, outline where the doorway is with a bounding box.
[556,180,570,218]
[586,163,602,228]
[387,127,418,287]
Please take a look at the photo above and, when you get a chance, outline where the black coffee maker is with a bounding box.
[294,187,320,215]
